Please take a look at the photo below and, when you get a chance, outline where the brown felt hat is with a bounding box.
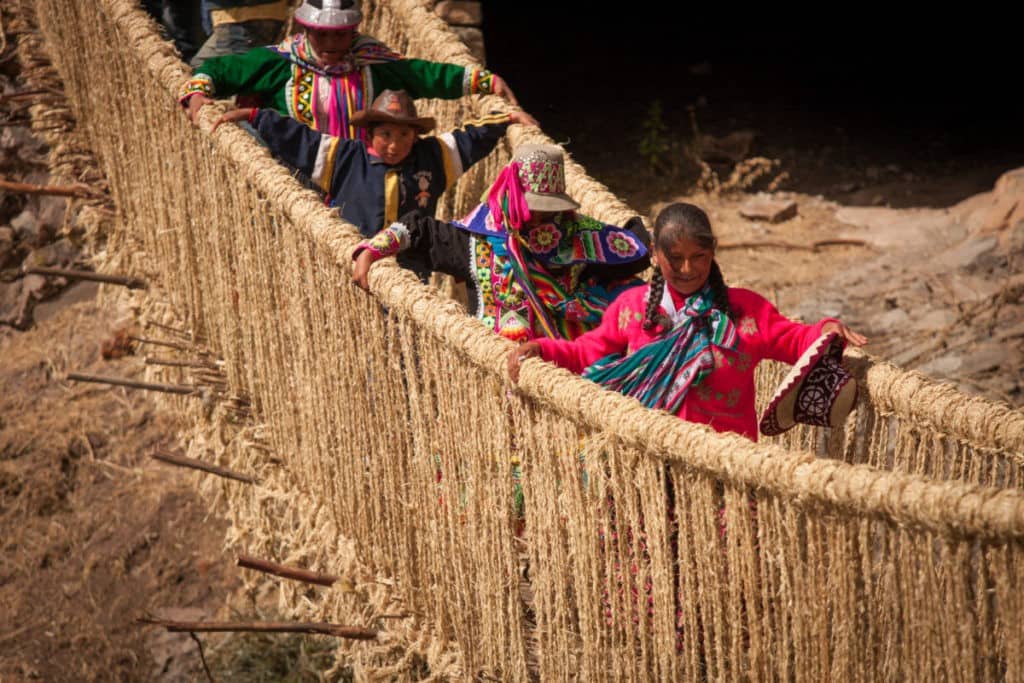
[350,90,436,134]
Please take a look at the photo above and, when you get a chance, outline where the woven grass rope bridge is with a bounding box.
[20,0,1024,679]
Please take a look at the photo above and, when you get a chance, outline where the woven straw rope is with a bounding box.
[24,0,1024,678]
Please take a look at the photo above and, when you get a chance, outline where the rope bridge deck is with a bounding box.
[23,0,1024,678]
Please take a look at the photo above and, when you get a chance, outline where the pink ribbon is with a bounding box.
[486,162,531,231]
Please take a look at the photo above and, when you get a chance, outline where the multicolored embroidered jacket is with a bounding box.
[536,285,838,440]
[250,108,511,280]
[179,33,497,139]
[354,207,651,341]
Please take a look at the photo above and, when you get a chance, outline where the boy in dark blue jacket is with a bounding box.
[216,89,532,237]
[216,89,533,276]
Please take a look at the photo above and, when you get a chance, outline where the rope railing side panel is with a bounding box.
[27,0,1024,678]
[756,357,1024,490]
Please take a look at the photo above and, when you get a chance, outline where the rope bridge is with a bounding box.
[24,0,1024,678]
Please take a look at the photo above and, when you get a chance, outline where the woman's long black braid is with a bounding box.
[642,268,671,331]
[706,260,735,320]
[642,203,736,332]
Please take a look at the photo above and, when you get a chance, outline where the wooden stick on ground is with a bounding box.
[66,372,197,395]
[188,633,214,683]
[719,240,814,251]
[129,335,191,352]
[0,88,59,102]
[144,319,191,336]
[23,266,147,289]
[811,238,871,250]
[150,451,258,485]
[137,618,377,640]
[237,555,339,587]
[0,176,98,198]
[719,238,869,252]
[144,357,217,369]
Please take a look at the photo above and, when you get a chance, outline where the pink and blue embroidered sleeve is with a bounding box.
[353,221,411,260]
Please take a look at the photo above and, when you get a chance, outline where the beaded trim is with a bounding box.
[177,74,214,104]
[463,68,495,95]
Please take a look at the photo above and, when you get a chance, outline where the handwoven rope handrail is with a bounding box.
[59,0,1024,539]
[153,24,1024,540]
[22,0,1024,677]
[849,348,1024,455]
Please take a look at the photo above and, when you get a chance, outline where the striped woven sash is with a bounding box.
[583,284,737,412]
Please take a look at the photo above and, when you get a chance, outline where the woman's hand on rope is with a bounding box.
[352,249,378,291]
[186,94,214,124]
[491,75,520,107]
[822,320,869,347]
[508,110,539,128]
[212,108,256,133]
[508,341,542,383]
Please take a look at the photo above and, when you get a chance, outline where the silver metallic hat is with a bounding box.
[294,0,362,30]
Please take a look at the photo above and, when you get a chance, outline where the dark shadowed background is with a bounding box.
[481,6,1023,208]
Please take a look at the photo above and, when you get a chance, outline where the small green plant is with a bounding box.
[207,631,350,682]
[638,100,786,195]
[638,100,705,179]
[639,99,673,175]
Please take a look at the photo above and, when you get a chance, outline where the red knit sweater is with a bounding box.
[536,285,836,441]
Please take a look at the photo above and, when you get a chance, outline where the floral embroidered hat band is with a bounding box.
[512,144,581,212]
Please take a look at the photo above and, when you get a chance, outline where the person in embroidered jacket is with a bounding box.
[508,202,868,441]
[179,0,531,138]
[352,144,652,342]
[215,89,530,277]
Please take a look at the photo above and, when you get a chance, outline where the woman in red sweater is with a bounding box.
[508,202,867,441]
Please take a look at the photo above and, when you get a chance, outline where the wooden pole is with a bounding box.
[66,372,197,395]
[237,555,338,587]
[188,633,215,683]
[129,336,190,352]
[150,451,258,485]
[811,238,871,250]
[138,618,377,640]
[718,238,869,252]
[0,177,97,198]
[144,319,190,336]
[144,357,217,369]
[0,88,58,102]
[23,266,147,290]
